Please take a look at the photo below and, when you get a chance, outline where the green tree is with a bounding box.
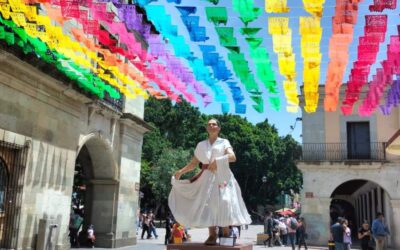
[143,147,192,214]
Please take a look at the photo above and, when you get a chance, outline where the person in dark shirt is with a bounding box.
[331,217,345,250]
[263,211,273,247]
[296,217,308,250]
[358,220,372,250]
[165,213,174,245]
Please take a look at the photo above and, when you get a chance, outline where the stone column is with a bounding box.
[361,194,368,220]
[301,197,331,246]
[89,180,118,247]
[112,119,149,247]
[389,199,400,249]
[377,187,382,212]
[371,190,376,223]
[366,193,370,222]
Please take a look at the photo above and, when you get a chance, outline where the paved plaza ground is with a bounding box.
[79,224,398,250]
[80,225,336,250]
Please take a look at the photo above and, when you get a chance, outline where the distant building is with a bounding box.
[0,43,150,248]
[297,86,400,249]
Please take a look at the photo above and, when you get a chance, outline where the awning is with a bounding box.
[275,208,296,216]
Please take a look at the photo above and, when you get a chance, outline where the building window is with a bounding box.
[346,122,371,159]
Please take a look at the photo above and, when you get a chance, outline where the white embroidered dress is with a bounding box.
[168,137,252,228]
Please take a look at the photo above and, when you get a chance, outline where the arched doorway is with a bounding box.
[70,136,118,247]
[330,199,356,237]
[330,179,392,246]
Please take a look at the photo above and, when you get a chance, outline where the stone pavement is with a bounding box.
[79,225,339,250]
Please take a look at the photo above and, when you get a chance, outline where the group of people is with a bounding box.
[138,210,159,240]
[331,212,390,250]
[68,208,96,248]
[263,211,308,250]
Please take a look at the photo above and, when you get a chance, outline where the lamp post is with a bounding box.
[262,176,267,183]
[281,190,285,212]
[262,176,267,210]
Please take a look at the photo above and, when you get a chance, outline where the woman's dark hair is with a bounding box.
[207,118,221,127]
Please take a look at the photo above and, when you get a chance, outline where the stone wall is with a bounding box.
[0,50,146,249]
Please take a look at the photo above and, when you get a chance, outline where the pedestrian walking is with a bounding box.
[358,220,372,250]
[296,217,308,250]
[148,211,159,239]
[343,219,352,250]
[331,217,345,250]
[279,217,288,245]
[263,211,274,247]
[69,209,83,247]
[372,212,390,250]
[165,213,173,245]
[272,218,283,246]
[141,213,151,239]
[286,215,298,250]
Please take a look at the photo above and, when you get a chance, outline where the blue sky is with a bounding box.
[152,0,400,142]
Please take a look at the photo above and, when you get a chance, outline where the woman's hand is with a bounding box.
[208,160,217,173]
[174,156,199,180]
[174,170,183,180]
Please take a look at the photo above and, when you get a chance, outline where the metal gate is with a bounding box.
[0,140,29,249]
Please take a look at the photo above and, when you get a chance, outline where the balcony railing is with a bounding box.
[301,142,387,161]
[100,91,124,113]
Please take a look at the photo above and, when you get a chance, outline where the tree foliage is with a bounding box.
[140,97,302,214]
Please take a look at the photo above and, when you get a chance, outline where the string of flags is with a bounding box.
[0,0,398,117]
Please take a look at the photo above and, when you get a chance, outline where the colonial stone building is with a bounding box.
[0,44,150,248]
[297,86,400,249]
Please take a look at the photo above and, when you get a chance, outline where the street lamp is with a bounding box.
[281,190,285,212]
[262,176,267,183]
[261,176,267,210]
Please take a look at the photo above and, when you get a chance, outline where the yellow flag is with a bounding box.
[36,15,51,26]
[24,5,36,21]
[278,54,296,78]
[25,23,37,37]
[0,4,10,19]
[273,32,292,54]
[283,80,299,107]
[8,0,25,13]
[268,17,289,35]
[10,12,26,27]
[299,16,322,35]
[302,0,325,17]
[265,0,289,13]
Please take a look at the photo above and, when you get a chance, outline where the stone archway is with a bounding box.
[330,179,393,247]
[298,162,400,248]
[70,134,118,247]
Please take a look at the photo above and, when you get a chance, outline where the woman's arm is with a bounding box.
[226,147,236,162]
[174,156,200,180]
[208,147,236,172]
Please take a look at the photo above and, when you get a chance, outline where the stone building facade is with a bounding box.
[0,47,150,249]
[297,86,400,249]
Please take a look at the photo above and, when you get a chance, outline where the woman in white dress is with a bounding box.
[169,118,251,245]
